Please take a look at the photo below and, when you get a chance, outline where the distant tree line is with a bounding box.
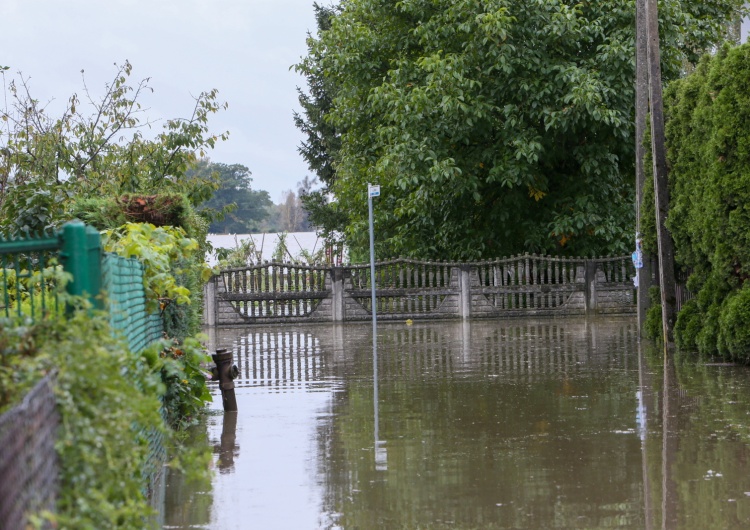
[191,159,315,234]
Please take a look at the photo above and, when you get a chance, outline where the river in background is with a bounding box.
[157,317,750,529]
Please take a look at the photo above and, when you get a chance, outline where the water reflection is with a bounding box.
[637,343,750,529]
[164,318,750,529]
[316,319,643,529]
[230,329,328,390]
[161,421,213,529]
[661,353,679,530]
[216,411,238,474]
[373,319,387,472]
[637,341,655,530]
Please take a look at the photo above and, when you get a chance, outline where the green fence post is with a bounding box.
[60,220,103,310]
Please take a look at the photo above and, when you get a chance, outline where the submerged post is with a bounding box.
[367,183,380,328]
[212,348,238,412]
[368,183,387,470]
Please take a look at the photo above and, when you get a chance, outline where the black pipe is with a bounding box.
[212,348,238,412]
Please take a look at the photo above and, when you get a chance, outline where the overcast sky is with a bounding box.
[2,2,749,205]
[0,0,320,203]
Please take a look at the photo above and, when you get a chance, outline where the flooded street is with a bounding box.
[159,317,750,529]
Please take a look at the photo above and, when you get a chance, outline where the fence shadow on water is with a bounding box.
[210,316,638,390]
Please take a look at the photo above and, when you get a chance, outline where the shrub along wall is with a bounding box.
[642,42,750,360]
[0,217,213,528]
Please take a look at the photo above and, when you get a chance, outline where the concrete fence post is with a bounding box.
[204,277,217,326]
[331,267,344,322]
[459,265,471,320]
[584,260,598,315]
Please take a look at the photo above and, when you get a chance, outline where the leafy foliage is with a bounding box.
[644,286,665,342]
[0,60,221,526]
[192,160,273,233]
[0,311,165,528]
[0,262,70,319]
[296,0,746,261]
[102,222,211,314]
[0,61,227,237]
[214,236,266,268]
[644,43,750,361]
[142,336,212,430]
[1,295,212,527]
[293,3,348,243]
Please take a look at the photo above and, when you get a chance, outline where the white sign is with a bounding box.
[368,185,381,198]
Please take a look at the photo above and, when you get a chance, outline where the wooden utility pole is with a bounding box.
[635,0,652,337]
[645,0,677,351]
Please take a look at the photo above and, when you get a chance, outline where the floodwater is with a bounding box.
[157,317,750,529]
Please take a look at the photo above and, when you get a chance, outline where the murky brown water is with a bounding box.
[157,317,750,529]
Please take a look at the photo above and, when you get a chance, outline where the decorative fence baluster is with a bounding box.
[548,261,554,308]
[215,254,635,324]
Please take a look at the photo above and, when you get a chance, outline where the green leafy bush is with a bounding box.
[0,311,165,528]
[102,223,211,314]
[717,285,750,361]
[0,263,70,319]
[142,336,212,429]
[642,42,750,361]
[674,299,702,353]
[644,286,664,342]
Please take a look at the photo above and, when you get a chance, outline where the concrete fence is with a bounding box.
[205,255,636,326]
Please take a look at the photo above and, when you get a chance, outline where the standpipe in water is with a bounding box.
[212,348,238,412]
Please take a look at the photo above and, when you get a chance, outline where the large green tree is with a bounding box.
[296,0,745,261]
[639,43,750,361]
[192,160,273,233]
[294,3,349,243]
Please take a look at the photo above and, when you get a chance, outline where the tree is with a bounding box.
[293,3,349,244]
[640,43,750,361]
[296,0,746,262]
[294,3,341,190]
[277,189,309,232]
[192,160,273,233]
[0,61,228,235]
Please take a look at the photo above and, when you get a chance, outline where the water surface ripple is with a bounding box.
[160,317,750,529]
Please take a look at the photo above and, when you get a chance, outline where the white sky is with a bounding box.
[0,0,320,203]
[1,2,748,205]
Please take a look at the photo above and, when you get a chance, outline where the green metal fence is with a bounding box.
[0,220,164,353]
[0,220,168,523]
[102,254,164,354]
[0,232,63,320]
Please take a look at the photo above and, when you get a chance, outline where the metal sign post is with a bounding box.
[367,183,386,470]
[368,183,380,331]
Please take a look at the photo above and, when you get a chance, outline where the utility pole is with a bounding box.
[645,0,677,352]
[635,0,652,337]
